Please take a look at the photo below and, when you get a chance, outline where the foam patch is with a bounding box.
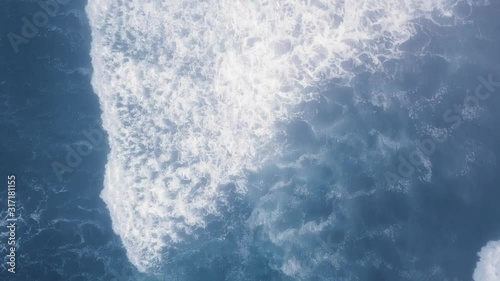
[86,0,485,272]
[474,240,500,281]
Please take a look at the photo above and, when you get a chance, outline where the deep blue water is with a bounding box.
[1,1,500,281]
[0,1,138,280]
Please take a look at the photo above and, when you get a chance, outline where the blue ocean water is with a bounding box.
[0,1,500,281]
[1,1,139,280]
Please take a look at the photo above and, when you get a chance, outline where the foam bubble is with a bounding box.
[86,0,484,272]
[474,240,500,281]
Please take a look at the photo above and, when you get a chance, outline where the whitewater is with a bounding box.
[85,0,496,279]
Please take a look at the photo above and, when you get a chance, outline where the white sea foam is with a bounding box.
[86,0,485,272]
[474,240,500,281]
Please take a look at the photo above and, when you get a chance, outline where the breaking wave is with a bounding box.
[86,0,487,272]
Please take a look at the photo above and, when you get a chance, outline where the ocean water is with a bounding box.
[1,0,500,280]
